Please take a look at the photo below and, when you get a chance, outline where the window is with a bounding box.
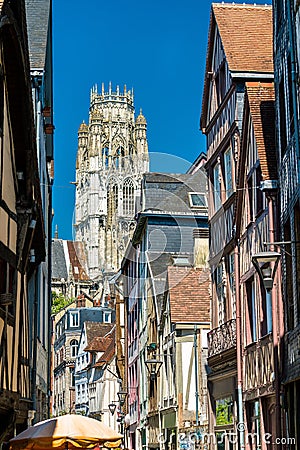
[213,161,222,212]
[279,76,287,155]
[216,396,234,425]
[228,253,236,319]
[246,401,261,450]
[107,180,118,222]
[260,285,272,336]
[246,278,257,343]
[215,396,234,450]
[103,311,111,323]
[70,339,78,357]
[224,147,233,199]
[215,62,227,107]
[216,263,226,325]
[102,147,109,167]
[0,257,15,315]
[188,192,208,211]
[69,311,79,327]
[123,178,134,216]
[247,164,263,222]
[287,54,294,135]
[70,367,75,387]
[256,166,263,214]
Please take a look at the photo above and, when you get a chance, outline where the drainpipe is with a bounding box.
[234,242,244,449]
[194,325,199,427]
[286,0,300,163]
[268,193,282,447]
[47,178,53,417]
[31,269,38,419]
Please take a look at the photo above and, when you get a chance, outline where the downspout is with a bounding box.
[234,242,244,449]
[286,0,300,163]
[31,269,38,419]
[47,178,53,417]
[194,325,199,426]
[268,193,282,447]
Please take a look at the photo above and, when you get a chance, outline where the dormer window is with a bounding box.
[188,192,207,210]
[70,311,79,327]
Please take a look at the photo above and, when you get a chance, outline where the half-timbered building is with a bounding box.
[0,0,46,440]
[273,1,300,445]
[121,170,209,450]
[201,4,273,448]
[25,0,53,423]
[236,81,283,448]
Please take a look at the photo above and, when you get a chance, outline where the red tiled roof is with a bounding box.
[245,82,276,180]
[167,267,210,324]
[67,241,90,281]
[84,322,114,348]
[201,3,273,129]
[212,3,273,74]
[94,331,116,367]
[86,335,113,352]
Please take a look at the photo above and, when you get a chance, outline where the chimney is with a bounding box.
[76,294,86,308]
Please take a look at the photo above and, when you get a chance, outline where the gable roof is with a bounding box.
[245,81,276,181]
[212,3,273,74]
[85,326,115,352]
[67,241,90,281]
[25,0,51,69]
[201,3,273,129]
[92,328,116,367]
[51,239,68,280]
[84,322,114,347]
[167,266,210,324]
[51,239,90,282]
[235,81,276,236]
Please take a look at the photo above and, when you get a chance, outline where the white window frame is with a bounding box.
[70,311,79,328]
[188,192,208,213]
[213,161,222,212]
[104,311,112,323]
[224,147,233,199]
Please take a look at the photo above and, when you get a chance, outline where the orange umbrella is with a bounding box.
[9,414,123,450]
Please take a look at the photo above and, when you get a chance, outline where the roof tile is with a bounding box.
[212,3,273,74]
[245,81,276,180]
[168,267,210,324]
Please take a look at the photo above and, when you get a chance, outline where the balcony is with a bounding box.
[208,319,236,358]
[244,334,274,400]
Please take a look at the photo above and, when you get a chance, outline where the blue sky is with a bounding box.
[52,0,272,240]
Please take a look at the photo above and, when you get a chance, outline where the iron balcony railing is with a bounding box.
[208,318,236,358]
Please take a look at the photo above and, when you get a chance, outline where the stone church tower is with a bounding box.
[74,83,149,281]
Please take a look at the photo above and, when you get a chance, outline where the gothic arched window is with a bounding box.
[107,180,118,222]
[102,147,109,167]
[123,178,134,216]
[70,339,79,357]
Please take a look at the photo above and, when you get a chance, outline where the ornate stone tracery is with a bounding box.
[75,83,149,280]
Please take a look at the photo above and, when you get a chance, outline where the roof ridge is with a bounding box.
[212,2,272,8]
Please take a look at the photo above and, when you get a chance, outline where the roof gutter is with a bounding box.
[231,72,274,79]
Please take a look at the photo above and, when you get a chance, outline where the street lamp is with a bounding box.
[108,402,117,415]
[145,356,163,381]
[252,251,281,291]
[117,390,128,406]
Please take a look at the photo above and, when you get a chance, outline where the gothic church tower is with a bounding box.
[74,83,149,280]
